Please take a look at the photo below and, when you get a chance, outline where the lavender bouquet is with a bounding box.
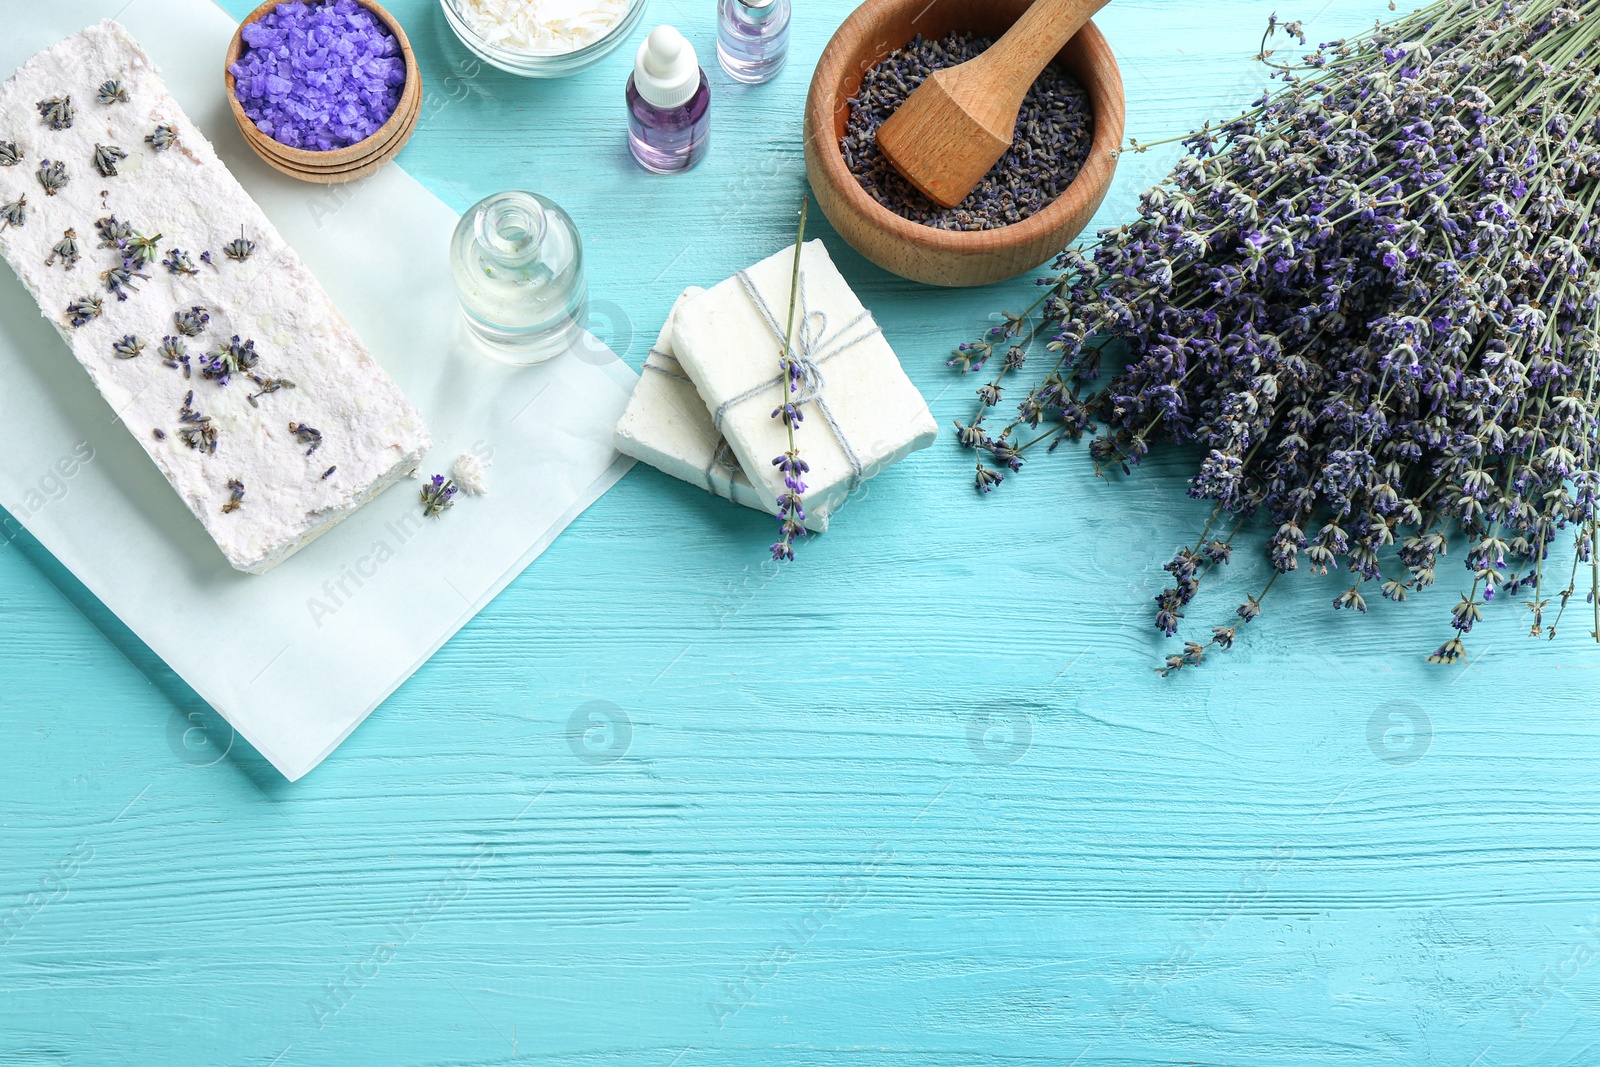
[956,0,1600,671]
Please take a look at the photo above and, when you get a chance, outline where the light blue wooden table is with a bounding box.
[4,1,1598,1063]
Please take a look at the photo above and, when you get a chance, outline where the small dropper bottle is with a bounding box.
[626,26,711,174]
[717,0,791,84]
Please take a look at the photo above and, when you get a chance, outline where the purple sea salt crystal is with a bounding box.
[228,0,405,152]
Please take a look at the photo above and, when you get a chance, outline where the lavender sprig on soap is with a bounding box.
[770,199,811,564]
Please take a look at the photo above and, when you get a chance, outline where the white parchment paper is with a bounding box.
[0,0,638,780]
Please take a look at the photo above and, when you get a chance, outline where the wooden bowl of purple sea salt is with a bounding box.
[225,0,422,185]
[805,0,1125,288]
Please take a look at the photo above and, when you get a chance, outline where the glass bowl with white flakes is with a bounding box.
[442,0,649,77]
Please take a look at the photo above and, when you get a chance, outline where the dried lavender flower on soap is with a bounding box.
[66,294,101,327]
[36,95,73,129]
[145,124,177,152]
[92,143,126,178]
[174,306,209,337]
[0,195,25,231]
[35,159,67,195]
[45,228,78,268]
[223,231,255,262]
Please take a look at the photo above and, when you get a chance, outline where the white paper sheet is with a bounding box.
[0,0,638,781]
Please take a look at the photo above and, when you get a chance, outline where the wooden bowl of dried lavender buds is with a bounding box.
[805,0,1124,288]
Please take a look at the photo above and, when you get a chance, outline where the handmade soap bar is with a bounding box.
[670,240,937,527]
[0,22,431,573]
[615,288,830,529]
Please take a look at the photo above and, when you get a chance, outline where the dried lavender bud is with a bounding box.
[223,230,255,262]
[66,294,103,328]
[45,228,79,268]
[121,231,161,266]
[97,79,129,105]
[420,474,457,517]
[92,143,127,178]
[159,336,191,377]
[321,465,337,480]
[145,124,178,152]
[288,421,322,455]
[94,215,131,248]
[36,95,73,130]
[842,32,1094,232]
[174,306,209,337]
[0,141,19,166]
[35,159,67,196]
[111,334,144,359]
[100,261,146,300]
[152,428,166,441]
[0,195,25,232]
[178,390,217,454]
[245,375,294,407]
[162,248,197,276]
[222,479,245,514]
[202,335,258,383]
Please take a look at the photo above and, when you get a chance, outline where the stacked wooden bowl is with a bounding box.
[224,0,422,185]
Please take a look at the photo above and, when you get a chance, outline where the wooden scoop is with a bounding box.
[876,0,1113,209]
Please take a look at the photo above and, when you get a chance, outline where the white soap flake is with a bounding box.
[453,451,490,495]
[456,0,628,53]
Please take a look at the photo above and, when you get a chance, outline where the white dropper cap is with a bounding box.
[634,26,701,110]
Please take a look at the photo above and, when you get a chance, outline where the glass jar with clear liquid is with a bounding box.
[718,0,791,84]
[451,190,588,365]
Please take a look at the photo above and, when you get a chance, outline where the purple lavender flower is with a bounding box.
[769,200,812,563]
[954,0,1600,671]
[420,474,457,518]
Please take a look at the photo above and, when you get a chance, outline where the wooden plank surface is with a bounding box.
[4,0,1600,1064]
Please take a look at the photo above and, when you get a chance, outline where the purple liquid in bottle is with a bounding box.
[627,70,711,174]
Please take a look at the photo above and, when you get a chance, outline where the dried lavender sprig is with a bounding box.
[35,158,67,196]
[92,143,126,178]
[45,228,78,269]
[421,474,456,518]
[0,195,25,232]
[770,198,811,564]
[957,0,1600,670]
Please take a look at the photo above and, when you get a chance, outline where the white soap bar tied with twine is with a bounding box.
[614,288,826,531]
[670,240,938,530]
